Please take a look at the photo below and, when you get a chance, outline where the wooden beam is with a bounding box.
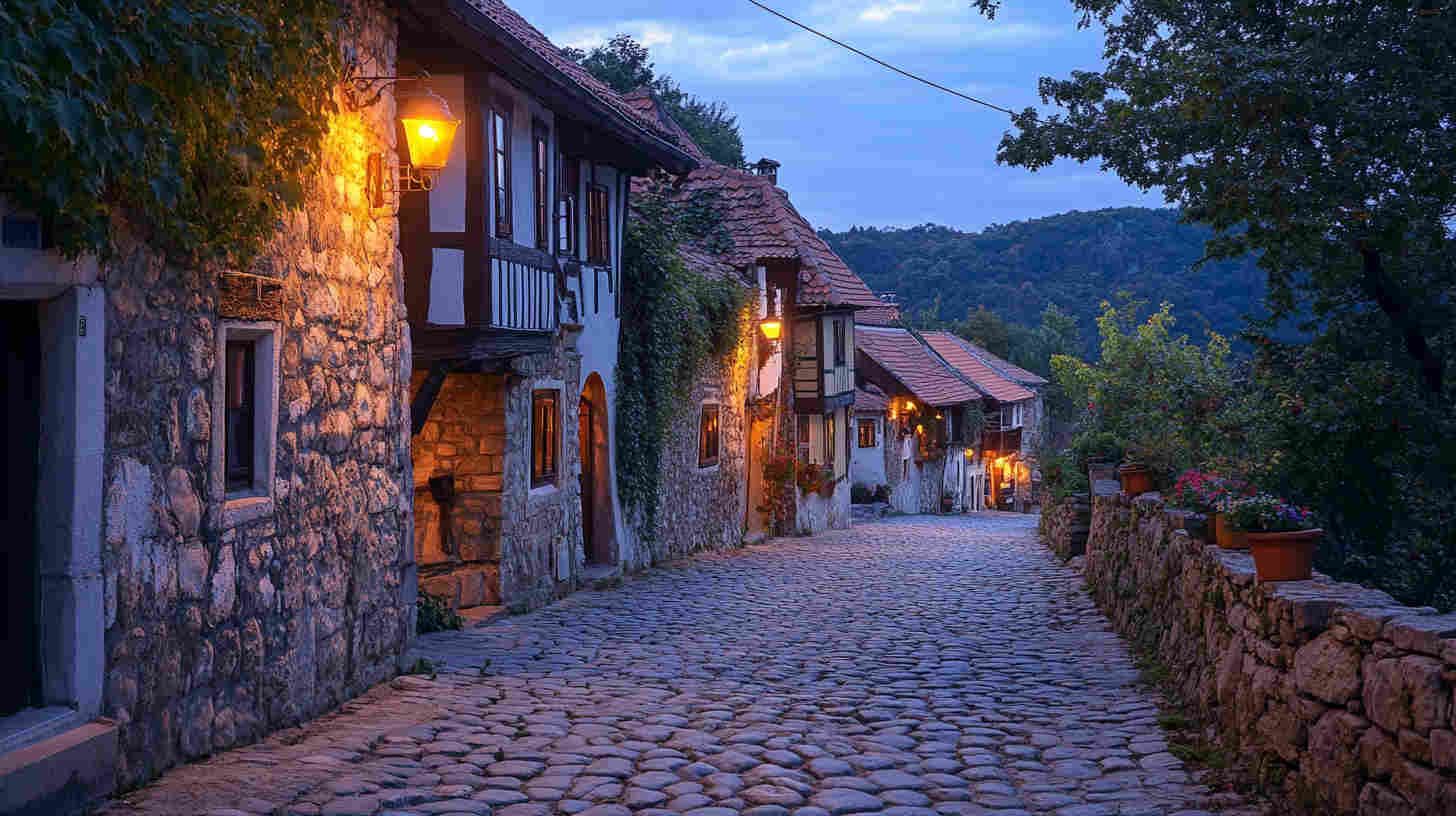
[411,360,454,436]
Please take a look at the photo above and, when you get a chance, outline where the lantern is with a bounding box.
[399,91,460,172]
[759,318,783,341]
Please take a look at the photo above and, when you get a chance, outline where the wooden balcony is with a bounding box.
[408,237,562,365]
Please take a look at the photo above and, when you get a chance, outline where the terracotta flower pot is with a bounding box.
[1118,463,1154,497]
[1214,513,1249,550]
[1248,529,1322,582]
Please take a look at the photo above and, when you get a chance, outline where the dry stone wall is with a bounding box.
[97,3,412,787]
[1084,493,1456,814]
[1039,492,1091,560]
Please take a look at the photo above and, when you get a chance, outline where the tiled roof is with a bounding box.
[458,0,692,166]
[854,385,890,413]
[621,92,881,309]
[856,303,902,327]
[957,339,1049,386]
[922,332,1035,403]
[855,326,981,407]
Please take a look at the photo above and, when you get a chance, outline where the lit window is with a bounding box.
[532,390,558,487]
[493,109,512,238]
[858,419,877,448]
[587,185,610,264]
[533,122,549,251]
[698,404,720,468]
[824,412,836,465]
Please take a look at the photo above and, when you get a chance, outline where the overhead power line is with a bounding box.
[745,0,1020,116]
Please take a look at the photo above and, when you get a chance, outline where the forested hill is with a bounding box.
[819,208,1268,359]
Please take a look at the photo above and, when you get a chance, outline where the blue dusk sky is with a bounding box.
[511,0,1167,233]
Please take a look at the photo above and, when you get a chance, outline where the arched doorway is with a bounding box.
[578,373,614,564]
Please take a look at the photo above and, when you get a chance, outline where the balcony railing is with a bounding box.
[409,237,560,333]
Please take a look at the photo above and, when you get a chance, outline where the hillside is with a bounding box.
[819,208,1268,360]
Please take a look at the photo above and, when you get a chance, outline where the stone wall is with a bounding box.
[409,371,505,609]
[1084,493,1456,814]
[625,324,751,566]
[96,3,411,787]
[1038,491,1091,560]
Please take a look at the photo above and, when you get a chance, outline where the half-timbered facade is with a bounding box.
[398,0,694,615]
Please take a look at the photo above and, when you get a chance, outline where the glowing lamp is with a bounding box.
[759,317,783,341]
[904,400,916,412]
[399,91,460,172]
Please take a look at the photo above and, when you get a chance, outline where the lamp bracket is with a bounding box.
[339,54,431,111]
[366,153,440,213]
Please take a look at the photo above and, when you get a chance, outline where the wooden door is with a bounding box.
[2,302,41,716]
[578,395,596,563]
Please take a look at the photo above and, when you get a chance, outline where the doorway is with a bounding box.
[578,374,613,565]
[2,301,41,717]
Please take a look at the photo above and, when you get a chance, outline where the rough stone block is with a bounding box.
[1433,729,1456,771]
[421,575,459,608]
[1392,759,1444,813]
[1386,614,1456,657]
[1358,782,1414,816]
[1365,658,1410,733]
[1400,655,1449,731]
[1295,633,1364,704]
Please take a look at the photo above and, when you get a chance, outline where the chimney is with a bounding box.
[753,157,781,186]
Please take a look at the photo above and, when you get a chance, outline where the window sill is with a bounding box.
[528,483,559,501]
[221,494,273,528]
[696,461,720,473]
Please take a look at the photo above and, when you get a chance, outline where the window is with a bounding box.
[587,184,610,264]
[557,155,578,256]
[492,109,512,238]
[698,404,721,468]
[531,390,559,487]
[532,122,549,251]
[824,412,836,466]
[1001,403,1023,429]
[832,318,846,365]
[858,419,877,448]
[224,341,255,492]
[797,413,811,463]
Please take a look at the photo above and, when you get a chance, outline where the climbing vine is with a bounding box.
[0,0,344,263]
[616,173,749,535]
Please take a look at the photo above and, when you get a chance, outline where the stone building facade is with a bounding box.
[0,3,416,808]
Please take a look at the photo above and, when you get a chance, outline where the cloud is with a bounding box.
[859,2,926,23]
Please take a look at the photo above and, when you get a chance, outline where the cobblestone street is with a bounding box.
[103,513,1262,816]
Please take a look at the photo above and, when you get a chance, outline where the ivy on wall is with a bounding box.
[0,0,343,263]
[616,175,749,535]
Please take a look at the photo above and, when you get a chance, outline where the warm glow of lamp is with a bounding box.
[399,91,460,172]
[904,399,916,412]
[759,318,782,340]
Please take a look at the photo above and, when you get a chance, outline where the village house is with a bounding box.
[620,91,883,539]
[850,384,891,492]
[0,0,693,811]
[854,323,985,515]
[922,331,1044,511]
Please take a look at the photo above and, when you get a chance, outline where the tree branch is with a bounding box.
[1358,245,1445,398]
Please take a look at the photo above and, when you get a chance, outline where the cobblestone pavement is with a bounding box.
[104,513,1264,816]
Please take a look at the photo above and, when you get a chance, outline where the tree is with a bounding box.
[562,34,746,167]
[994,0,1455,401]
[954,306,1012,359]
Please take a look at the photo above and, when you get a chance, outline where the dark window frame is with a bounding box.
[698,404,721,468]
[557,154,579,257]
[586,184,610,265]
[832,318,846,365]
[857,418,877,448]
[532,119,550,251]
[492,106,513,239]
[224,340,256,493]
[531,389,559,488]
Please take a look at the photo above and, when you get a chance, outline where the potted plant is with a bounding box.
[1118,459,1154,497]
[1224,495,1321,581]
[940,490,955,513]
[1173,471,1255,547]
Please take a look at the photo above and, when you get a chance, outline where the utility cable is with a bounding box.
[745,0,1021,116]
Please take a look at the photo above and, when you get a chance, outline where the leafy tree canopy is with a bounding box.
[562,34,747,168]
[0,0,342,262]
[994,0,1456,399]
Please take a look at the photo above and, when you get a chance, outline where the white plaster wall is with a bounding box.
[851,414,886,488]
[888,434,920,514]
[485,74,556,251]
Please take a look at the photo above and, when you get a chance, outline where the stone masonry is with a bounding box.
[97,1,413,787]
[1084,492,1456,813]
[1039,492,1092,560]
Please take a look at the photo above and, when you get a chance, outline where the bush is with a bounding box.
[873,484,892,503]
[416,591,462,634]
[851,483,874,504]
[1070,431,1124,474]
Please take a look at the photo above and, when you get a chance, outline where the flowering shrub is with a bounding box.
[1171,470,1255,514]
[1224,494,1317,533]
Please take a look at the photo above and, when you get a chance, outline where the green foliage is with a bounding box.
[616,175,749,534]
[0,0,342,262]
[1040,449,1090,500]
[995,0,1455,400]
[820,209,1270,362]
[1054,299,1233,484]
[416,592,462,634]
[561,34,746,167]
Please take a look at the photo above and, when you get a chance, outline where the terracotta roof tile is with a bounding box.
[854,385,890,413]
[954,338,1049,386]
[856,304,902,326]
[461,0,688,154]
[922,332,1035,403]
[855,326,981,407]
